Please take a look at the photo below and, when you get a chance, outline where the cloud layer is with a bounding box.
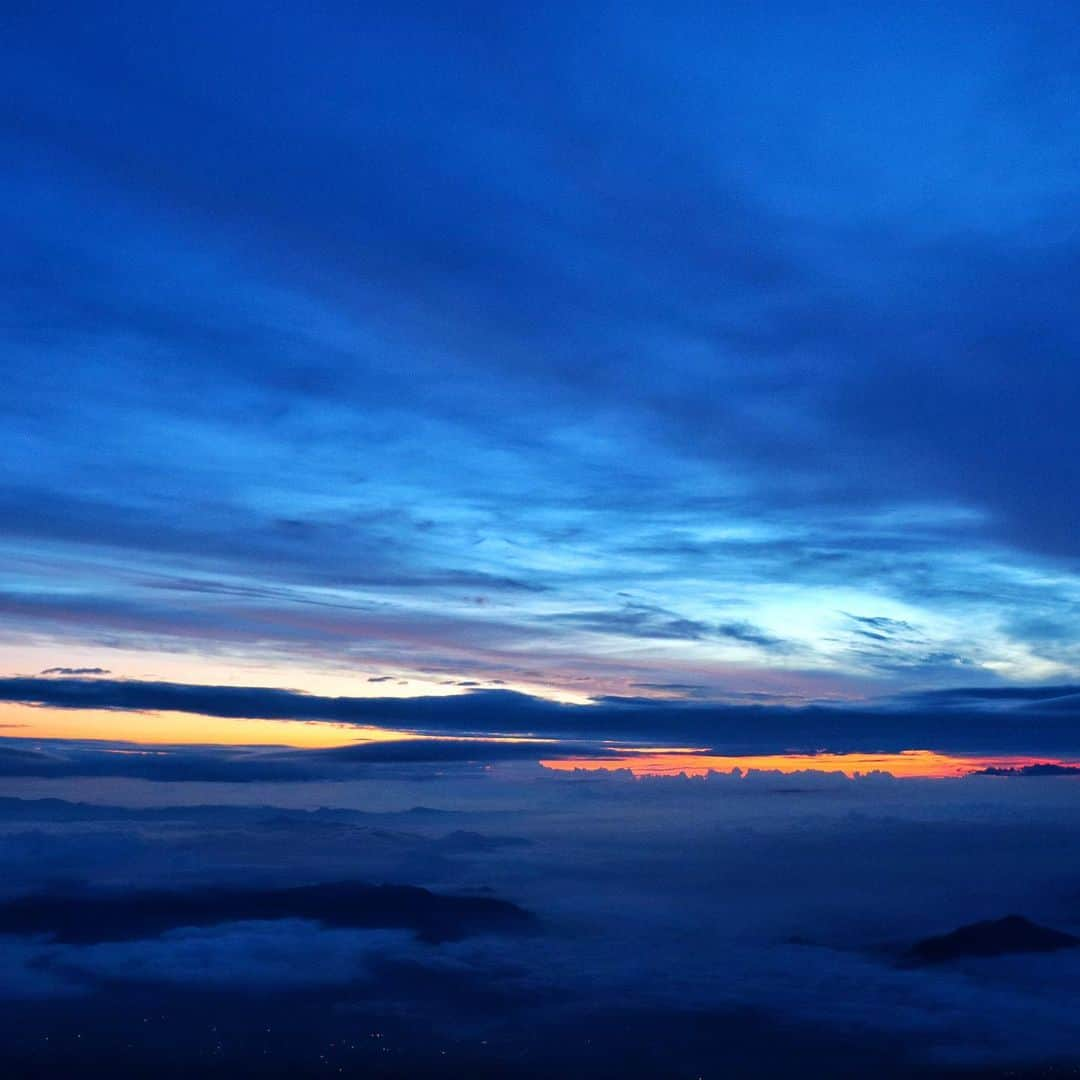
[5,678,1080,777]
[3,767,1080,1073]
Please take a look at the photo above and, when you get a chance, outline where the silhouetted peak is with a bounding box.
[908,915,1080,963]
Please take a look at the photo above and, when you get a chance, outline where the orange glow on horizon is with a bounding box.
[0,703,409,748]
[2,704,1074,779]
[541,749,1077,779]
[0,702,561,751]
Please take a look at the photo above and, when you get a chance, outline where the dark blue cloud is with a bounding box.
[40,667,110,676]
[4,678,1080,768]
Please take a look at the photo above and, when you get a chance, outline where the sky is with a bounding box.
[4,1,1080,733]
[5,5,1080,1076]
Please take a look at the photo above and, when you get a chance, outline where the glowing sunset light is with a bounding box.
[541,749,1080,780]
[0,703,414,749]
[0,702,566,752]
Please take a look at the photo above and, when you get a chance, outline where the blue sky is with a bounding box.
[4,2,1080,707]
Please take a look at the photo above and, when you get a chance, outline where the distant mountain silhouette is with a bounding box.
[908,914,1080,963]
[0,881,534,944]
[434,829,531,852]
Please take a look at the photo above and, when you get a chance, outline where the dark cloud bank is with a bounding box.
[5,677,1080,781]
